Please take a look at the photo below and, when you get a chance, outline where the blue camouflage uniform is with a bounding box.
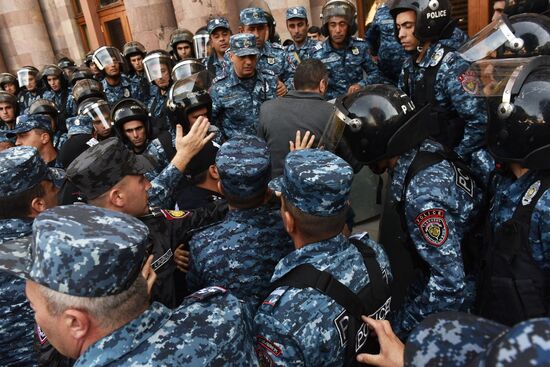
[312,37,384,100]
[398,41,486,161]
[389,139,483,338]
[188,136,294,311]
[25,204,257,366]
[405,311,550,366]
[18,90,42,114]
[365,4,468,84]
[285,7,320,65]
[490,170,550,272]
[255,149,392,366]
[210,33,278,140]
[0,146,66,367]
[101,74,144,107]
[204,17,231,80]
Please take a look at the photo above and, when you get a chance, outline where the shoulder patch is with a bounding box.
[186,286,227,301]
[452,164,475,197]
[414,209,448,247]
[458,70,480,95]
[161,209,191,220]
[522,180,541,206]
[262,287,287,307]
[256,335,282,356]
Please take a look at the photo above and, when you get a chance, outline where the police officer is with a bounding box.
[327,84,483,338]
[65,119,226,308]
[57,56,76,79]
[0,91,18,130]
[239,7,296,95]
[21,204,257,366]
[76,97,115,142]
[312,0,384,100]
[17,66,43,113]
[0,146,67,367]
[0,72,19,95]
[476,57,550,326]
[187,135,293,311]
[205,17,232,79]
[390,0,487,162]
[142,50,173,125]
[41,65,71,129]
[29,99,67,151]
[285,6,320,64]
[92,46,145,106]
[210,33,277,140]
[365,0,467,85]
[255,148,392,366]
[169,28,195,61]
[8,114,62,167]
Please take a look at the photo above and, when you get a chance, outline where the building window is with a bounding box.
[100,0,121,8]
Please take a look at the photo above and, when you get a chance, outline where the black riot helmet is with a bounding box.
[69,66,94,87]
[320,84,433,164]
[169,29,195,60]
[72,78,105,106]
[123,41,146,58]
[167,76,212,130]
[0,90,17,108]
[111,98,151,143]
[193,27,210,60]
[459,13,550,62]
[84,51,95,67]
[0,73,18,91]
[320,0,358,37]
[486,56,550,170]
[58,57,76,70]
[40,65,68,91]
[390,0,456,42]
[29,99,59,117]
[142,50,173,87]
[504,0,550,16]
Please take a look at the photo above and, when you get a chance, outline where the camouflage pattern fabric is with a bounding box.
[101,74,145,107]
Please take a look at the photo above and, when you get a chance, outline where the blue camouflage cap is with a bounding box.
[0,130,15,144]
[405,312,550,367]
[66,115,93,137]
[270,149,353,216]
[240,7,267,25]
[207,17,231,35]
[216,135,271,199]
[6,114,52,138]
[29,204,149,297]
[286,6,308,20]
[230,33,260,57]
[0,146,65,197]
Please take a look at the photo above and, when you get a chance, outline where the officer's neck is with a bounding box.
[415,41,431,64]
[105,74,121,86]
[294,38,306,49]
[509,163,530,179]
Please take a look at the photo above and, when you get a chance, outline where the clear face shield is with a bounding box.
[92,47,124,71]
[458,15,524,62]
[171,60,206,82]
[142,54,171,83]
[81,100,112,130]
[321,1,355,26]
[193,34,210,59]
[17,69,34,88]
[167,75,209,111]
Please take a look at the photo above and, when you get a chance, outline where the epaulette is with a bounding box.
[186,286,227,301]
[261,287,288,308]
[313,43,323,51]
[260,69,277,77]
[354,37,366,42]
[270,42,284,50]
[212,73,228,84]
[160,209,191,220]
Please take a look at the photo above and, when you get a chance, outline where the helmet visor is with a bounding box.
[143,55,171,83]
[171,60,206,82]
[81,101,112,130]
[319,107,347,153]
[458,15,524,62]
[465,57,535,97]
[167,75,211,110]
[193,34,210,60]
[92,47,124,70]
[17,69,32,88]
[322,1,355,25]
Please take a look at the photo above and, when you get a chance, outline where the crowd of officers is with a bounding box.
[0,0,549,366]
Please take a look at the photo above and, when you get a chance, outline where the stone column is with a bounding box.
[172,0,231,35]
[125,0,178,51]
[0,0,56,72]
[0,50,8,73]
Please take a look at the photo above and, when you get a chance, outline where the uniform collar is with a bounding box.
[324,37,353,52]
[272,234,347,281]
[0,217,34,243]
[417,42,445,68]
[75,302,171,367]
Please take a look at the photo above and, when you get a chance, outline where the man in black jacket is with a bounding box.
[258,59,361,177]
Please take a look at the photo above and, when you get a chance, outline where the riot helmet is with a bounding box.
[29,99,59,117]
[167,75,212,130]
[0,91,17,108]
[92,46,125,71]
[247,0,279,43]
[17,66,39,91]
[123,41,146,58]
[390,0,456,42]
[504,0,550,16]
[69,66,94,87]
[486,56,550,169]
[459,13,550,62]
[72,79,105,106]
[142,50,173,88]
[57,57,76,70]
[0,73,19,94]
[84,51,95,67]
[78,97,112,132]
[320,0,357,37]
[41,65,67,92]
[171,59,208,84]
[169,29,195,60]
[320,84,433,164]
[111,98,151,145]
[194,27,210,60]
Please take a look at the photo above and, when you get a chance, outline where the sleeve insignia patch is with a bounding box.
[458,70,480,95]
[256,335,282,356]
[522,180,541,206]
[415,209,448,247]
[160,209,190,220]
